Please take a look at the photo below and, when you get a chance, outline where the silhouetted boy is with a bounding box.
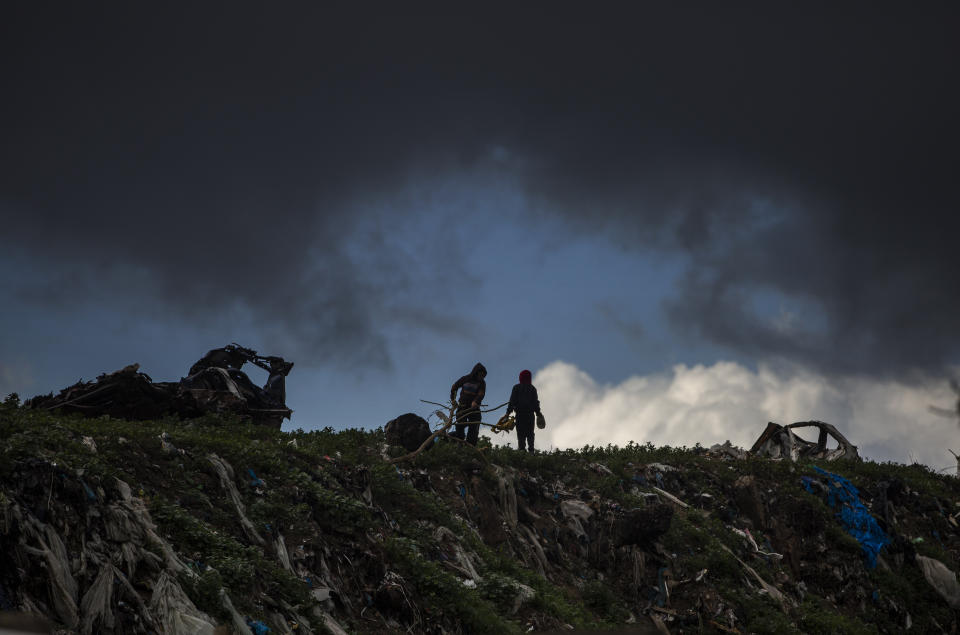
[507,370,540,452]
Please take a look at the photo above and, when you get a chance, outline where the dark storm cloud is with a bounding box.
[495,5,960,376]
[1,4,488,367]
[2,4,958,374]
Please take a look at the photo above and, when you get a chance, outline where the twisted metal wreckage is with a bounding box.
[25,344,294,429]
[748,421,860,461]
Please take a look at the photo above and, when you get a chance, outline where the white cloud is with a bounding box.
[518,360,959,470]
[0,361,35,400]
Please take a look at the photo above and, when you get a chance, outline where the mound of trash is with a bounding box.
[0,398,958,634]
[24,344,294,429]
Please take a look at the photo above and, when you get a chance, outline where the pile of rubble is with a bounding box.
[24,345,294,429]
[1,400,958,633]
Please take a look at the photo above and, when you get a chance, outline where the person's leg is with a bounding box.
[516,413,534,452]
[466,408,481,445]
[452,406,469,440]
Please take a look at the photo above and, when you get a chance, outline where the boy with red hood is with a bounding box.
[506,370,541,452]
[450,362,487,445]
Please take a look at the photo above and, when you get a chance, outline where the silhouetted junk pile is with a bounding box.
[749,420,860,461]
[24,344,294,428]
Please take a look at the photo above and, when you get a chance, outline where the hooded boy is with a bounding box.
[506,370,540,452]
[450,363,487,445]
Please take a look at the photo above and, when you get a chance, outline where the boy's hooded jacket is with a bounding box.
[507,370,540,415]
[451,363,487,407]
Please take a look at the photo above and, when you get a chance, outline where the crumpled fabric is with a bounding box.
[802,466,890,568]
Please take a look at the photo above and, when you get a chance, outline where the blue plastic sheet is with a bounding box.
[247,468,265,487]
[80,480,97,501]
[802,466,890,568]
[655,567,668,607]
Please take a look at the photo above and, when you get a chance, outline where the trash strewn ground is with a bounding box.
[1,397,958,634]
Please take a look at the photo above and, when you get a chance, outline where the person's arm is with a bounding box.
[533,386,541,413]
[450,376,465,403]
[473,379,486,408]
[507,385,519,415]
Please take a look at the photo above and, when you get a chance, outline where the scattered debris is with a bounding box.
[730,527,783,560]
[587,462,613,475]
[150,570,216,635]
[916,555,960,609]
[719,544,790,612]
[25,344,294,428]
[208,454,265,546]
[750,420,860,461]
[707,440,748,460]
[651,486,689,509]
[2,402,959,634]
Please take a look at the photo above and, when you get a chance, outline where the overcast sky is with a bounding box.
[2,4,958,467]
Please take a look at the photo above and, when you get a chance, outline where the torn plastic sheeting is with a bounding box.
[81,436,97,452]
[492,465,519,530]
[275,533,294,572]
[708,441,747,460]
[730,527,783,561]
[114,479,191,575]
[559,499,593,539]
[802,466,890,568]
[319,611,350,635]
[246,618,271,634]
[278,599,315,635]
[517,523,550,577]
[433,526,481,582]
[20,514,79,629]
[78,563,115,635]
[220,588,255,635]
[269,612,298,635]
[647,463,678,473]
[507,581,535,615]
[560,499,593,521]
[150,570,216,635]
[208,454,265,546]
[916,554,960,609]
[719,544,788,612]
[651,486,689,508]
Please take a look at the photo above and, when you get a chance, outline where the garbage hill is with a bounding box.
[1,396,959,634]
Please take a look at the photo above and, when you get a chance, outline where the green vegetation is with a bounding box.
[1,397,959,634]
